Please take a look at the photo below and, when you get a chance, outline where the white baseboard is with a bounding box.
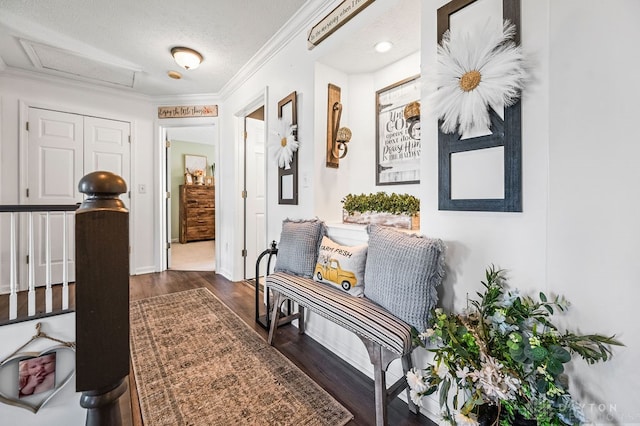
[135,266,157,275]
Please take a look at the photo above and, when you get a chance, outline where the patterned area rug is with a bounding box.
[130,288,353,426]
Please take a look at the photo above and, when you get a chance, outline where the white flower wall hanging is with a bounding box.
[431,19,527,136]
[270,119,298,169]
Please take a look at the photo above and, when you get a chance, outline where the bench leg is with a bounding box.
[360,339,398,426]
[267,291,283,345]
[370,345,388,426]
[297,305,305,335]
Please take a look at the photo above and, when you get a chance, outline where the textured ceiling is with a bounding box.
[0,0,308,97]
[0,0,421,98]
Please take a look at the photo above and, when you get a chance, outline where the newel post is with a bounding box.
[75,171,129,426]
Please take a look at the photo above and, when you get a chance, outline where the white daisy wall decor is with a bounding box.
[270,119,298,169]
[431,19,527,136]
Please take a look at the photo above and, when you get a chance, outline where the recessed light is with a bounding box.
[168,70,182,79]
[374,41,393,53]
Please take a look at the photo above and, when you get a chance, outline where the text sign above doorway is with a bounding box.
[307,0,375,49]
[158,105,218,119]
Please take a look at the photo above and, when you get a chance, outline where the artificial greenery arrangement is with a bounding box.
[406,266,623,426]
[341,192,420,216]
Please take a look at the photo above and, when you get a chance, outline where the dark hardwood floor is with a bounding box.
[129,270,436,426]
[0,272,434,425]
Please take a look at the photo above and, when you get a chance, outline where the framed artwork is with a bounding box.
[375,75,421,185]
[184,154,207,175]
[437,0,522,212]
[278,92,298,205]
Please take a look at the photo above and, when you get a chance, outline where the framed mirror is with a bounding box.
[277,92,298,205]
[437,0,522,212]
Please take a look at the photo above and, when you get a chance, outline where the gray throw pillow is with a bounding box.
[364,225,445,332]
[274,218,326,278]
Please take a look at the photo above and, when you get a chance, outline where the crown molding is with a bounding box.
[218,0,338,100]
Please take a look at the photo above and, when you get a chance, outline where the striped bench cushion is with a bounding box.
[266,272,414,355]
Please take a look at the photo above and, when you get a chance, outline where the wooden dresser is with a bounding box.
[179,185,215,243]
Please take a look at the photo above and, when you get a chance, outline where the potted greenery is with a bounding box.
[341,192,420,230]
[406,266,623,425]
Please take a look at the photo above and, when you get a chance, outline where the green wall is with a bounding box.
[171,140,215,241]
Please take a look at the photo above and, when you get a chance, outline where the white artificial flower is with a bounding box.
[270,120,298,169]
[406,369,428,393]
[454,411,480,426]
[455,366,470,380]
[430,19,527,136]
[435,362,449,379]
[468,355,520,402]
[409,389,425,407]
[419,328,435,340]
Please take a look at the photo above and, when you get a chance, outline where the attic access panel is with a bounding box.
[437,0,522,212]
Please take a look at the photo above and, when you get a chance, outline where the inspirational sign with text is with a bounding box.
[307,0,375,49]
[158,105,218,119]
[375,76,421,185]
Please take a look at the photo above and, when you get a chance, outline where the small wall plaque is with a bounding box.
[158,105,218,119]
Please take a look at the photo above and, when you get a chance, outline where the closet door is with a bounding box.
[24,108,131,288]
[25,107,83,288]
[83,116,131,206]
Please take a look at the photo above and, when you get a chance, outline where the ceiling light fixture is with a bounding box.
[171,47,203,70]
[374,41,393,53]
[167,70,182,79]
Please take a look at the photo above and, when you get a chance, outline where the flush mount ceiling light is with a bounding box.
[171,47,203,70]
[374,41,393,53]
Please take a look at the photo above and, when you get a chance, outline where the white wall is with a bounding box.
[546,1,639,423]
[0,73,157,275]
[417,0,638,423]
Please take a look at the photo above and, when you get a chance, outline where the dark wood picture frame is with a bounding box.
[437,0,522,212]
[375,75,421,186]
[277,91,298,205]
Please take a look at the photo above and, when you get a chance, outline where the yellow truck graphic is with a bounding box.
[314,259,357,291]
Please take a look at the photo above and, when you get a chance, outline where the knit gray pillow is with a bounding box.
[275,218,326,278]
[364,225,445,332]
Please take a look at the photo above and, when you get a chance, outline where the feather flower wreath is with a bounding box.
[270,119,298,169]
[431,19,527,136]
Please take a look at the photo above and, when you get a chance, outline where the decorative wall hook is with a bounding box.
[331,101,352,160]
[326,83,352,168]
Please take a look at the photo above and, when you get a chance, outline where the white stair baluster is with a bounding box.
[28,211,35,316]
[63,211,69,310]
[9,212,18,320]
[45,211,52,313]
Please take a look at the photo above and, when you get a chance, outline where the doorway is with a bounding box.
[165,126,217,271]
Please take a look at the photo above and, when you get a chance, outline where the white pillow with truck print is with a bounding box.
[313,235,367,297]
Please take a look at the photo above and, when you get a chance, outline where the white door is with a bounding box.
[164,132,172,268]
[84,116,131,206]
[25,108,131,287]
[26,108,83,288]
[244,116,266,280]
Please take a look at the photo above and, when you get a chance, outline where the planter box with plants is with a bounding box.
[341,192,420,230]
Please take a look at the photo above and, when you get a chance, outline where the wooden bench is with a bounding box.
[266,271,419,426]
